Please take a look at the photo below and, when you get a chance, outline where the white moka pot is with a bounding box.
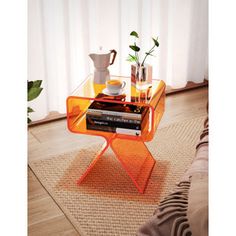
[89,49,117,84]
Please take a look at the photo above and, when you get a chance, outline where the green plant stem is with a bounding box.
[134,41,139,65]
[141,44,156,66]
[135,52,140,65]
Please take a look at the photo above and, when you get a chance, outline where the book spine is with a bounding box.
[86,117,141,130]
[116,128,141,136]
[86,114,141,124]
[86,124,116,133]
[87,108,142,120]
[86,124,141,136]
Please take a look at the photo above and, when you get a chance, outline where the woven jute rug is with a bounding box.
[30,116,205,236]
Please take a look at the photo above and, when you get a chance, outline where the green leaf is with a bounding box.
[28,117,32,124]
[28,81,34,92]
[126,57,135,62]
[130,31,139,38]
[129,45,140,52]
[129,54,138,60]
[28,87,43,101]
[152,37,159,47]
[126,56,137,62]
[127,54,135,62]
[32,80,42,88]
[28,107,34,113]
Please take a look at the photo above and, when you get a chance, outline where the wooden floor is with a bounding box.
[28,87,208,236]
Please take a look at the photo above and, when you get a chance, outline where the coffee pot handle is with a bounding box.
[109,49,117,65]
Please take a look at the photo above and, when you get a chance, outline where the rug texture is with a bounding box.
[30,116,205,236]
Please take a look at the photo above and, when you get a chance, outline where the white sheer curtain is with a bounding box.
[28,0,208,121]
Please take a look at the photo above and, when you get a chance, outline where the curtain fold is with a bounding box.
[28,0,208,121]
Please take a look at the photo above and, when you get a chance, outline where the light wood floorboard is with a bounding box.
[28,87,208,235]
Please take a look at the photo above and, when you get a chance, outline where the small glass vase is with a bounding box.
[131,64,152,90]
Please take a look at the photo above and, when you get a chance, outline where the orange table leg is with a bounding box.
[77,135,156,193]
[110,137,156,193]
[77,140,109,185]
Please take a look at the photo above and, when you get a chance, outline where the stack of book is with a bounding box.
[86,94,149,136]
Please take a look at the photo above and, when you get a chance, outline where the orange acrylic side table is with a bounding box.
[66,75,165,193]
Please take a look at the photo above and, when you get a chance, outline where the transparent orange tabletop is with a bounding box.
[66,74,166,193]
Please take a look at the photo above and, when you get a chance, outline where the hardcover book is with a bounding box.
[86,113,141,124]
[86,116,142,130]
[86,124,141,136]
[87,99,148,120]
